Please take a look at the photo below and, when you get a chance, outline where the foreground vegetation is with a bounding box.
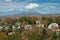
[0,27,60,40]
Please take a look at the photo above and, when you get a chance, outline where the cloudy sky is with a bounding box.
[0,0,60,16]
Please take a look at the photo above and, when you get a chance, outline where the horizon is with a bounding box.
[0,0,60,16]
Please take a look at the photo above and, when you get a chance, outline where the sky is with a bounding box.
[0,0,60,16]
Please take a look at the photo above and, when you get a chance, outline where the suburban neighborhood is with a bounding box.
[0,16,60,40]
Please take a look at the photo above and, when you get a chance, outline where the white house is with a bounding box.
[7,31,15,36]
[36,20,44,28]
[24,25,32,29]
[12,25,20,30]
[36,24,44,28]
[0,26,8,31]
[48,23,59,29]
[15,23,21,25]
[0,26,3,30]
[36,20,40,24]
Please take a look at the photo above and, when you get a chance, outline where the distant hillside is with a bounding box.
[0,12,60,18]
[3,12,42,17]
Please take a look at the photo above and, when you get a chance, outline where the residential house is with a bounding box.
[36,20,40,24]
[0,26,3,31]
[12,25,20,30]
[6,30,15,35]
[48,23,59,29]
[24,25,32,29]
[0,26,8,31]
[15,23,21,25]
[36,20,44,28]
[36,24,44,28]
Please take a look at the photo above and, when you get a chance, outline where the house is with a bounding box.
[36,24,44,28]
[12,25,20,30]
[0,26,8,31]
[7,32,15,35]
[6,30,15,35]
[35,20,44,28]
[48,23,59,29]
[36,20,40,24]
[24,25,32,29]
[0,26,3,31]
[15,23,21,25]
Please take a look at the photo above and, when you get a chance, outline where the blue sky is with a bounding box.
[0,0,60,16]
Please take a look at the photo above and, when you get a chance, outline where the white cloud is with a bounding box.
[5,0,12,2]
[25,3,39,9]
